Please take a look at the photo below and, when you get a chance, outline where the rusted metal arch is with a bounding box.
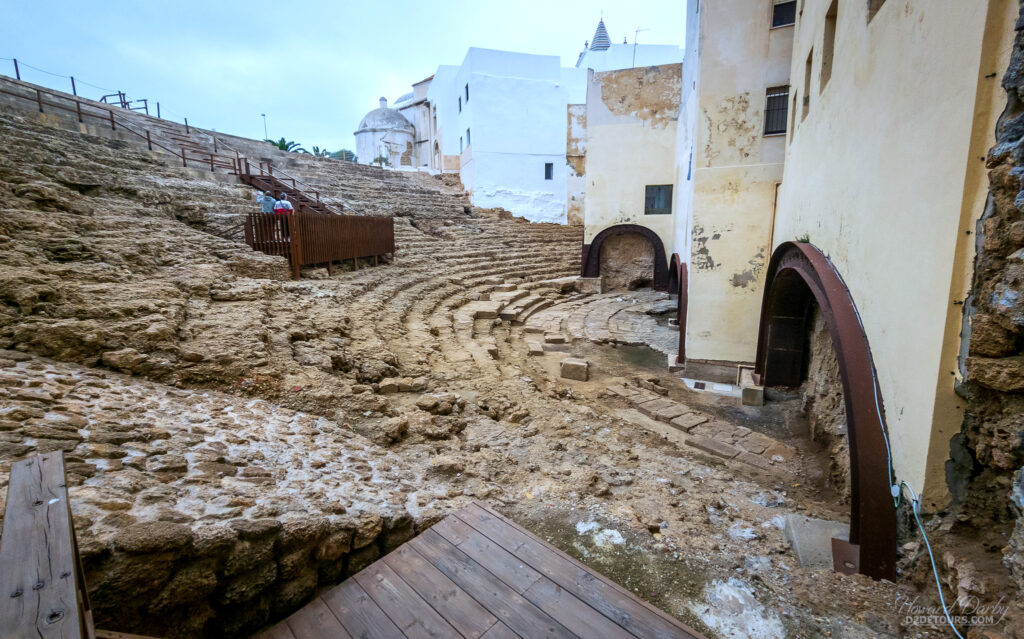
[669,253,689,365]
[580,223,670,291]
[753,241,897,580]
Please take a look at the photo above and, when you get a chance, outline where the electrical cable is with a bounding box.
[900,482,965,639]
[18,61,69,78]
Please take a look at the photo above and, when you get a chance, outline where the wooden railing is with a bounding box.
[244,212,394,279]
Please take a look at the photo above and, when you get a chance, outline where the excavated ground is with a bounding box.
[0,107,1004,638]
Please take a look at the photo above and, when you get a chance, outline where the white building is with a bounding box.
[357,18,683,223]
[353,97,415,167]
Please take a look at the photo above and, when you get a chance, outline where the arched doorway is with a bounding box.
[753,241,897,580]
[581,224,669,291]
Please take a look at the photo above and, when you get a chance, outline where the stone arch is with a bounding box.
[753,241,896,580]
[669,253,689,365]
[581,224,669,291]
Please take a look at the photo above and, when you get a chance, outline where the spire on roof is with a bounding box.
[590,18,611,51]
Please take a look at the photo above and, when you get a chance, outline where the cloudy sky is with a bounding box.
[2,0,686,152]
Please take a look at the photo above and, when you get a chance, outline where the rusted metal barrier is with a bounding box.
[244,212,394,279]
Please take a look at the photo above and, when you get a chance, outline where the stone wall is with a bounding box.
[800,307,850,501]
[961,8,1024,592]
[599,233,656,290]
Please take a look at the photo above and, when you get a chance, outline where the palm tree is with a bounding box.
[266,137,308,153]
[330,149,357,162]
[311,146,331,157]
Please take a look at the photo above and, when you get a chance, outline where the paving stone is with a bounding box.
[637,398,676,418]
[742,385,765,406]
[670,412,709,432]
[653,403,688,422]
[560,358,589,381]
[526,341,545,356]
[544,333,567,344]
[604,384,637,397]
[686,435,740,459]
[735,450,774,471]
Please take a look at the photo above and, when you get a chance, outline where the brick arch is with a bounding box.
[581,224,669,291]
[753,241,896,580]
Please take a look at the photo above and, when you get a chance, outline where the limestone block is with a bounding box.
[526,341,545,356]
[560,358,589,381]
[576,277,603,294]
[686,435,740,459]
[653,403,688,422]
[742,385,765,406]
[667,411,708,432]
[783,514,850,569]
[544,332,567,344]
[637,398,676,418]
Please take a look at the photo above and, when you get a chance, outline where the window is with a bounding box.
[459,136,463,153]
[802,48,812,121]
[764,86,789,135]
[644,185,673,215]
[458,97,462,112]
[466,128,471,147]
[465,83,469,102]
[544,163,553,180]
[771,0,796,27]
[820,0,837,91]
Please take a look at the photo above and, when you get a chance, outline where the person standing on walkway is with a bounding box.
[258,190,276,214]
[273,193,295,239]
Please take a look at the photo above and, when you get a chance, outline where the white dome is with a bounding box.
[355,97,414,134]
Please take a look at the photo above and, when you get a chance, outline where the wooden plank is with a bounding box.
[458,503,701,639]
[0,453,87,639]
[353,561,459,639]
[409,530,575,639]
[440,516,631,639]
[382,544,497,639]
[283,596,350,639]
[522,578,633,639]
[250,621,298,639]
[430,514,477,546]
[321,579,404,639]
[480,622,521,639]
[434,519,543,595]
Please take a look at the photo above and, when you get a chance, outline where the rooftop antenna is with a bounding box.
[632,27,650,67]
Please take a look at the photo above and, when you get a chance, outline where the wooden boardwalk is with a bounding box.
[253,501,704,639]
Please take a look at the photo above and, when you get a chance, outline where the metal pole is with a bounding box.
[261,113,267,140]
[75,100,82,123]
[157,102,161,119]
[12,58,19,80]
[182,147,187,167]
[109,110,115,130]
[70,76,77,96]
[146,130,152,151]
[35,89,43,113]
[184,117,189,134]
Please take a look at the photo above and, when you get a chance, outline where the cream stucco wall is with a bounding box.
[684,0,793,365]
[775,0,1016,506]
[583,64,682,262]
[566,104,587,226]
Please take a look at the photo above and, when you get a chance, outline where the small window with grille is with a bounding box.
[772,0,796,27]
[544,163,553,180]
[644,185,673,215]
[764,86,789,135]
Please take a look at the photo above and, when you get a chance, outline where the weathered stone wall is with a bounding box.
[599,233,655,291]
[962,10,1024,593]
[800,307,850,501]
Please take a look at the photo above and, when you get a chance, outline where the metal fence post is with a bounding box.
[109,110,116,130]
[13,58,19,80]
[182,147,187,167]
[146,130,152,151]
[35,89,43,113]
[184,118,189,134]
[75,100,82,123]
[70,76,77,96]
[157,102,161,119]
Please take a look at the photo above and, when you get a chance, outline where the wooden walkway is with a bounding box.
[254,501,703,639]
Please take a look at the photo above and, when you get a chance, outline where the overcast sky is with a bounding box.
[2,0,686,152]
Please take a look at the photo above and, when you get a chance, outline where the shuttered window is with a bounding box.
[644,185,673,215]
[764,86,789,135]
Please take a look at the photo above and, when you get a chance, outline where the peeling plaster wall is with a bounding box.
[583,64,682,260]
[567,104,587,226]
[774,0,1015,505]
[684,0,792,365]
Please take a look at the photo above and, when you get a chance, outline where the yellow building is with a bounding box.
[749,0,1016,578]
[579,64,682,292]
